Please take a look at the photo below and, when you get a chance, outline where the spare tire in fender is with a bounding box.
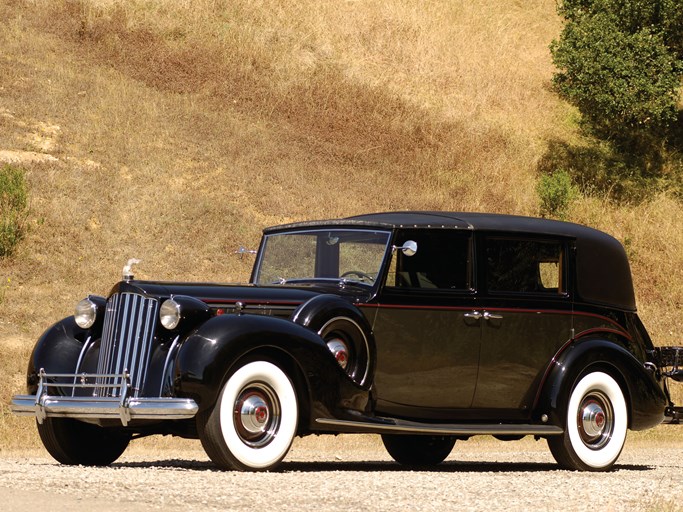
[291,294,375,386]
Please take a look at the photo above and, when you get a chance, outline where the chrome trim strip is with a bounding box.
[71,335,92,397]
[314,418,564,436]
[159,335,180,397]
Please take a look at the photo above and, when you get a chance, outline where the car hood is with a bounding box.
[108,280,371,307]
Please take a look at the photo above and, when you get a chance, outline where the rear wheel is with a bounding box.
[37,417,131,466]
[381,434,456,466]
[198,360,298,471]
[548,371,628,471]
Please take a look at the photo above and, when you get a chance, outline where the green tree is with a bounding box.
[551,0,682,151]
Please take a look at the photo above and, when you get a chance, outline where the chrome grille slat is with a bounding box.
[96,293,119,394]
[135,300,156,392]
[95,292,158,398]
[115,293,133,377]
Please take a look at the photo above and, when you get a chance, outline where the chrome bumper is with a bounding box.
[11,369,198,427]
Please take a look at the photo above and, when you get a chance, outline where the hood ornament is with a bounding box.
[122,258,142,282]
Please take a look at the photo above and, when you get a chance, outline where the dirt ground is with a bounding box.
[1,432,681,512]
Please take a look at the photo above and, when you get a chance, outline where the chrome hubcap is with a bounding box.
[326,338,349,370]
[577,392,613,449]
[233,385,280,447]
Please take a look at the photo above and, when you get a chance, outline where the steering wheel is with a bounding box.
[341,270,375,282]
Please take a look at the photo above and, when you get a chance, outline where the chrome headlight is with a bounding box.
[160,299,181,330]
[74,298,97,329]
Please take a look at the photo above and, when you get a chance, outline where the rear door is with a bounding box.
[470,235,573,415]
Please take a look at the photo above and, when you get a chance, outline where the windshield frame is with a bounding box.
[251,227,393,290]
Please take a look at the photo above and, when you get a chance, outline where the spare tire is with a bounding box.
[291,295,374,386]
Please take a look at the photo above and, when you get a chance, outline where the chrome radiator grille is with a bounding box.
[96,292,159,398]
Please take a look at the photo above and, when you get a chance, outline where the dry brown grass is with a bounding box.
[0,0,682,451]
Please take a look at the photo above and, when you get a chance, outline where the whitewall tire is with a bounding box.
[548,371,628,471]
[198,361,298,471]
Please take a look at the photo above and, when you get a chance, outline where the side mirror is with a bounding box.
[392,240,418,257]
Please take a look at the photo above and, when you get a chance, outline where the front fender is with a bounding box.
[536,338,667,430]
[25,317,89,394]
[173,314,368,419]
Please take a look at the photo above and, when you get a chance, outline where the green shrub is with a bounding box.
[537,169,579,220]
[538,138,683,203]
[0,164,29,258]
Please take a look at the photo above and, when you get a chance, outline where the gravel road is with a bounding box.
[1,433,681,512]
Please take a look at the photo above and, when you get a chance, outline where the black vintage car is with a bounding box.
[11,212,683,471]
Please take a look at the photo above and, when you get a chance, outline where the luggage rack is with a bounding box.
[655,346,683,382]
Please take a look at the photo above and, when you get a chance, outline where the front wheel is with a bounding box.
[37,417,131,466]
[382,434,456,466]
[198,360,298,471]
[548,371,628,471]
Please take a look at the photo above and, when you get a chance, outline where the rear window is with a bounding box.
[485,238,565,294]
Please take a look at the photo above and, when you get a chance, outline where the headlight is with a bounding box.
[74,298,97,329]
[160,299,181,330]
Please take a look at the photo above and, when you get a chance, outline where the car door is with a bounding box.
[370,229,481,418]
[469,235,573,416]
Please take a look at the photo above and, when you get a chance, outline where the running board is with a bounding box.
[315,417,564,436]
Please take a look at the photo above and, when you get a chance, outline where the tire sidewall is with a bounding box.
[217,361,298,470]
[566,371,627,470]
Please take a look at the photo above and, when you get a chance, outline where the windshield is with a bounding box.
[254,229,392,286]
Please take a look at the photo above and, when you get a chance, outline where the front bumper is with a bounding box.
[11,369,198,427]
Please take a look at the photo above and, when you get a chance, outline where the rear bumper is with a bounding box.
[11,369,198,426]
[664,406,683,424]
[655,346,683,382]
[655,347,683,424]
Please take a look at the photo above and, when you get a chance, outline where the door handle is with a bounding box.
[464,311,483,320]
[483,311,503,320]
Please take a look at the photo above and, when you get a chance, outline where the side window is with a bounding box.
[387,230,471,290]
[485,238,565,294]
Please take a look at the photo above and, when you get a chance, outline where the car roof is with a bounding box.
[263,211,636,311]
[267,211,605,238]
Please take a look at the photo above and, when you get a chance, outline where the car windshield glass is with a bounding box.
[254,229,392,286]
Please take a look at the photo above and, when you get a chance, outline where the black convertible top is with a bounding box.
[263,212,636,311]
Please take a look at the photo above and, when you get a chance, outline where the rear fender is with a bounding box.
[174,313,368,420]
[536,338,667,431]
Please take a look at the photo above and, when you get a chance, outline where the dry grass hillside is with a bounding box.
[0,0,681,450]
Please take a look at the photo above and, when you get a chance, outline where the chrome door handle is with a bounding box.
[464,311,483,320]
[483,311,503,320]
